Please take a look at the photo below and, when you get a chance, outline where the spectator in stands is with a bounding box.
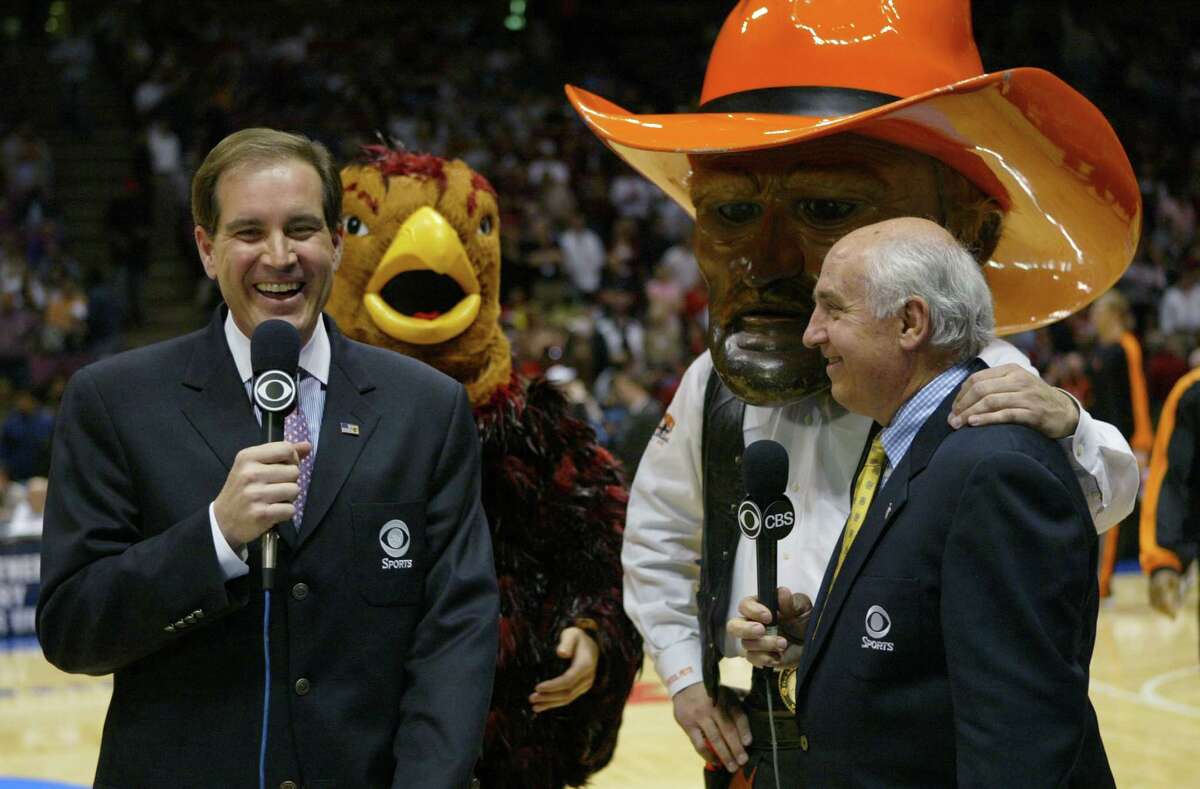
[40,269,89,354]
[0,464,24,526]
[105,176,152,327]
[1089,290,1154,596]
[1118,238,1166,332]
[132,57,178,118]
[518,213,565,302]
[1159,255,1200,336]
[33,236,82,282]
[83,262,125,357]
[48,31,95,135]
[1139,358,1200,621]
[1,122,53,207]
[605,369,664,483]
[558,211,605,297]
[145,115,186,206]
[593,288,645,378]
[1153,174,1196,261]
[527,137,570,187]
[603,217,642,294]
[0,388,54,483]
[5,475,45,538]
[657,227,702,294]
[0,292,38,388]
[644,263,686,374]
[1145,331,1191,409]
[0,236,25,301]
[608,170,656,222]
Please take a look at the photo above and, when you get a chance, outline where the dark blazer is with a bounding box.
[37,309,499,789]
[793,360,1113,788]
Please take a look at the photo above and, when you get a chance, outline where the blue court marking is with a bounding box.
[0,637,42,652]
[0,780,87,788]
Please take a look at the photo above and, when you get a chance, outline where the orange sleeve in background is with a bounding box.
[1137,368,1196,575]
[1118,330,1156,455]
[1120,332,1154,454]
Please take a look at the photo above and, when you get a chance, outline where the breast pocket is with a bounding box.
[351,502,427,606]
[844,576,925,681]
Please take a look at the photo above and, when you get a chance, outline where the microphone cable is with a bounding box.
[763,664,782,789]
[259,589,272,789]
[248,319,299,789]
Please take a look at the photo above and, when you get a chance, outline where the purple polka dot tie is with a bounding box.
[284,398,313,530]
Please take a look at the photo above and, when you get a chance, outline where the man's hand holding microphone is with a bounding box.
[212,319,306,589]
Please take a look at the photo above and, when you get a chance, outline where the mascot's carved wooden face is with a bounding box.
[327,151,502,369]
[692,133,982,406]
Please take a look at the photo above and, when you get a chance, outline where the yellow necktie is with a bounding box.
[832,435,887,582]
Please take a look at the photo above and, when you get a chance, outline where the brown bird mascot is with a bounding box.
[326,145,642,788]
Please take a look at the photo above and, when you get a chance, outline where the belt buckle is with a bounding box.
[777,667,797,714]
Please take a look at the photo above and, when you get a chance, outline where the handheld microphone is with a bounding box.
[739,439,794,635]
[250,319,301,590]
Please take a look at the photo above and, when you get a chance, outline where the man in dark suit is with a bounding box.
[37,128,499,789]
[730,217,1113,787]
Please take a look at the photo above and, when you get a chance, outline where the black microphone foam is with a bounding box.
[251,319,301,376]
[249,319,301,592]
[744,439,788,505]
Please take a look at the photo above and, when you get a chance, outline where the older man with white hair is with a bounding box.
[734,217,1113,787]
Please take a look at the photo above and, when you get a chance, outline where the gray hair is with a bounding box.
[862,233,995,361]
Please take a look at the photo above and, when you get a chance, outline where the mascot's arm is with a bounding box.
[523,377,643,698]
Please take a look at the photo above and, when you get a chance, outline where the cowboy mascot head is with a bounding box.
[567,0,1140,406]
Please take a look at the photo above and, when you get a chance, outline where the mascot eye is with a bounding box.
[478,215,493,236]
[343,216,370,236]
[796,199,858,225]
[716,202,763,225]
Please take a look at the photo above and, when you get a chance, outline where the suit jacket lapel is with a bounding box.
[293,320,379,549]
[180,309,260,472]
[797,359,986,688]
[798,455,911,684]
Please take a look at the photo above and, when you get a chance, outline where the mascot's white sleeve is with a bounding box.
[622,352,712,697]
[980,338,1137,533]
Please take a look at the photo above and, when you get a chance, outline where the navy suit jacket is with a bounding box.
[793,360,1113,788]
[37,309,499,789]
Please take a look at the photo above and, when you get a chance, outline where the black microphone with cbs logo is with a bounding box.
[738,439,795,635]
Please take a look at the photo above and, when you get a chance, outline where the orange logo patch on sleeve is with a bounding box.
[653,413,676,443]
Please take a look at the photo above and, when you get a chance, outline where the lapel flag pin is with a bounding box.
[340,422,360,436]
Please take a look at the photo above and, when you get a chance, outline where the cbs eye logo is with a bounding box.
[865,605,891,639]
[379,520,412,559]
[253,371,297,413]
[737,501,763,539]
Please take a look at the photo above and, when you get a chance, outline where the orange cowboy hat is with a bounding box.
[565,0,1141,335]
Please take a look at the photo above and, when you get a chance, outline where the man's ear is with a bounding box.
[898,296,931,351]
[194,225,217,280]
[331,225,344,270]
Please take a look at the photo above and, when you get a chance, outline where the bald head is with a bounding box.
[830,217,959,260]
[830,217,994,361]
[804,217,995,422]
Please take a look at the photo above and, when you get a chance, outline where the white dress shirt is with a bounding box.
[208,314,331,579]
[622,341,1138,696]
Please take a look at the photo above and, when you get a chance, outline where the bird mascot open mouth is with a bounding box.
[362,205,482,345]
[325,146,643,789]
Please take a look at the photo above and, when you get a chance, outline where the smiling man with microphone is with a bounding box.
[37,128,498,789]
[732,218,1112,786]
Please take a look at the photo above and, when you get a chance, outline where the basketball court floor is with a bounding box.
[2,573,1196,788]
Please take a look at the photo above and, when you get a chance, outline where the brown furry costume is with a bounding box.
[326,147,642,788]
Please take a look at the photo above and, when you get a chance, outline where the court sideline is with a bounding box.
[1,573,1196,788]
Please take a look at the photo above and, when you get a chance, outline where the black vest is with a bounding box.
[699,368,746,700]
